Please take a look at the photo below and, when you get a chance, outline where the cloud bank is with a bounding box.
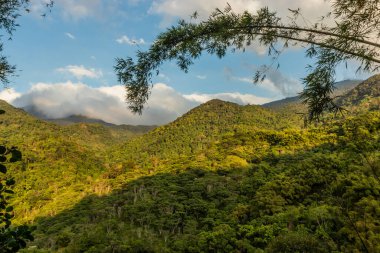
[2,82,275,125]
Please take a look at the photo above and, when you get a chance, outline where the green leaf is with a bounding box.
[0,164,7,174]
[4,189,14,194]
[9,149,22,162]
[6,178,15,186]
[6,206,13,212]
[0,155,6,162]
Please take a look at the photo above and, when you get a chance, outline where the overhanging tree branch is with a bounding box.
[115,1,380,120]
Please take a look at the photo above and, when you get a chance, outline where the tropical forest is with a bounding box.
[0,0,380,253]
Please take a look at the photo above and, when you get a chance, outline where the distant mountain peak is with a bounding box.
[336,74,380,107]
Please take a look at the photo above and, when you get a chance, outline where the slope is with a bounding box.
[112,99,304,170]
[25,91,380,252]
[1,75,379,252]
[0,100,151,224]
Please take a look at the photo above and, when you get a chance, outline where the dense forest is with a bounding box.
[0,75,379,252]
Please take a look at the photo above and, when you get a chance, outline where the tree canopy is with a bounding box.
[115,0,380,120]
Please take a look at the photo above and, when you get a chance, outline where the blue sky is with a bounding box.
[0,0,374,125]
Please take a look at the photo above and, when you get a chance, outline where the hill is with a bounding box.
[0,75,379,252]
[0,100,152,225]
[336,74,380,111]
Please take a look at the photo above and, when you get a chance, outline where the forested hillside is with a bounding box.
[0,76,379,252]
[0,101,152,225]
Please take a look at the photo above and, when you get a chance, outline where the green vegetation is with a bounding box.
[0,101,152,226]
[0,76,379,252]
[0,115,34,252]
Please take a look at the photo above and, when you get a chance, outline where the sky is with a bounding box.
[0,0,374,125]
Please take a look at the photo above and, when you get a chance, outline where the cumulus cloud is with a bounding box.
[0,88,21,103]
[56,65,103,79]
[150,0,331,22]
[56,0,102,20]
[65,32,75,39]
[149,0,332,53]
[9,82,275,125]
[30,0,125,20]
[116,35,146,45]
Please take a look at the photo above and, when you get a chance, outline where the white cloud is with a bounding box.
[149,0,332,53]
[56,0,102,20]
[9,82,275,125]
[65,32,75,39]
[56,65,103,79]
[196,75,207,80]
[149,0,331,22]
[158,73,170,82]
[30,0,102,20]
[0,88,21,103]
[116,35,146,45]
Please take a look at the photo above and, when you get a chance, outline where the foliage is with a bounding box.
[0,142,33,252]
[115,1,380,121]
[21,108,379,252]
[0,76,376,252]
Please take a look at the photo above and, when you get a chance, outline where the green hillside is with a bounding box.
[0,100,151,225]
[0,75,379,252]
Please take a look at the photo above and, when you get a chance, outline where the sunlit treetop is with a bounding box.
[115,0,380,121]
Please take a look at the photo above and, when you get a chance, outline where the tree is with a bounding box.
[115,0,380,121]
[0,113,33,252]
[0,0,53,85]
[0,1,53,252]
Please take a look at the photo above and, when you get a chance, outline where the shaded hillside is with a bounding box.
[28,108,380,253]
[46,114,156,132]
[46,115,117,126]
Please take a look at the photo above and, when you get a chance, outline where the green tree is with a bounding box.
[0,142,33,252]
[0,2,53,252]
[115,0,380,120]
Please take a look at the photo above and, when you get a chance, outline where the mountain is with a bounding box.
[0,75,379,252]
[263,79,362,110]
[336,74,380,109]
[46,115,118,126]
[0,99,153,226]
